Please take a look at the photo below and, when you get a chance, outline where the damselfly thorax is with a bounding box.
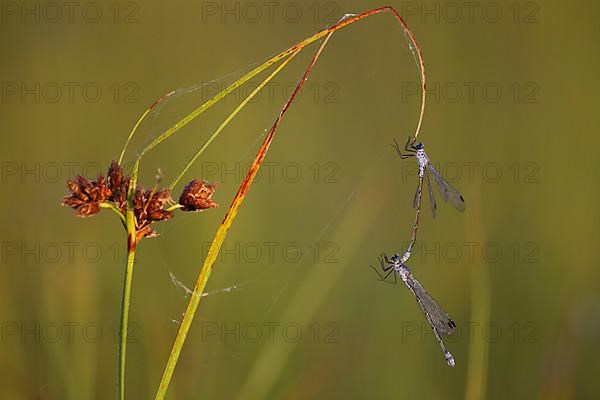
[415,146,429,177]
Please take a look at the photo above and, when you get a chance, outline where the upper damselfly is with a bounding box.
[392,137,466,264]
[393,137,465,218]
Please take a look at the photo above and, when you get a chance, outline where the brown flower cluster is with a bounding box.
[132,187,173,238]
[62,175,111,217]
[62,161,218,239]
[107,160,129,212]
[179,179,218,212]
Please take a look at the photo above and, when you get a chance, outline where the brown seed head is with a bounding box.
[64,162,213,240]
[107,161,129,213]
[133,187,174,238]
[62,175,111,217]
[179,179,218,212]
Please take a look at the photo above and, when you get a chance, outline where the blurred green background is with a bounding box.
[1,0,599,399]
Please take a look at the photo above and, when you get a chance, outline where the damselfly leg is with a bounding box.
[392,136,418,159]
[369,252,398,284]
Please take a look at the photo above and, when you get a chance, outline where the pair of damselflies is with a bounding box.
[373,137,464,367]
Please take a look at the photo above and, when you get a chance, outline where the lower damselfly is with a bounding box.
[372,252,457,367]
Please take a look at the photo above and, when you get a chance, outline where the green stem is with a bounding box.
[169,50,299,190]
[100,202,126,224]
[153,52,300,398]
[166,204,183,212]
[155,26,334,400]
[118,90,176,165]
[117,208,137,400]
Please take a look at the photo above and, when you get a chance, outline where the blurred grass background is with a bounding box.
[1,0,599,399]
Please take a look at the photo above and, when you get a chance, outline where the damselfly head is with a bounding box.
[390,254,401,264]
[414,142,424,150]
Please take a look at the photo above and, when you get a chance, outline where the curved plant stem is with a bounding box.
[152,47,300,399]
[117,208,138,400]
[170,42,303,190]
[154,23,336,400]
[127,6,426,197]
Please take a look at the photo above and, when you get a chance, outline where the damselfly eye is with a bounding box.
[415,143,424,150]
[391,254,400,263]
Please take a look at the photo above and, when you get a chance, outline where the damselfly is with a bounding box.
[392,137,466,264]
[393,137,465,218]
[371,252,457,367]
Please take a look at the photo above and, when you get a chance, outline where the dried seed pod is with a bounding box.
[179,179,218,212]
[133,187,174,238]
[62,175,111,217]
